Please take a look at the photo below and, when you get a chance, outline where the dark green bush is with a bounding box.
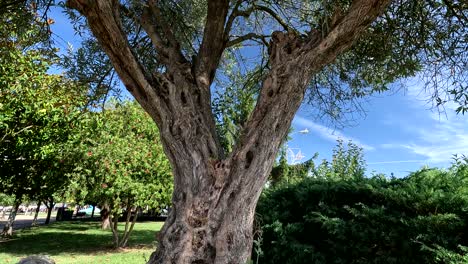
[255,165,468,264]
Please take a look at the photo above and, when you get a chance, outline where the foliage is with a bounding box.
[313,140,366,180]
[0,38,86,204]
[301,0,467,119]
[0,0,55,56]
[0,193,15,206]
[212,54,263,153]
[256,162,468,264]
[70,100,173,247]
[63,0,467,134]
[269,149,317,187]
[270,140,365,187]
[423,245,468,264]
[60,37,121,108]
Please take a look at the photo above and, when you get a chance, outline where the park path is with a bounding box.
[0,214,56,231]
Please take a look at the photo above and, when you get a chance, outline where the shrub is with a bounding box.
[255,166,468,264]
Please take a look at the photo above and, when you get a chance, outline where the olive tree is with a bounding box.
[64,0,466,262]
[71,100,172,247]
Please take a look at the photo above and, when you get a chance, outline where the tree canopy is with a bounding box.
[70,100,173,247]
[0,36,85,199]
[65,0,467,124]
[0,8,87,235]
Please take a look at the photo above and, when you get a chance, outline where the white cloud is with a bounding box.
[383,84,468,164]
[368,160,427,165]
[380,143,401,149]
[293,116,375,151]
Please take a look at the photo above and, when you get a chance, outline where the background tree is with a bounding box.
[0,17,85,236]
[64,0,467,262]
[270,149,318,187]
[0,193,15,220]
[0,48,85,236]
[312,140,366,180]
[70,100,173,247]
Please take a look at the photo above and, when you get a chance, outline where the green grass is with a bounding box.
[0,221,164,264]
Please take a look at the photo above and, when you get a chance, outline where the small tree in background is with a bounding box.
[0,48,85,237]
[0,1,87,237]
[314,140,366,180]
[71,100,173,247]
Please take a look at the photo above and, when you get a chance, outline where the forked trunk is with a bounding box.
[120,206,139,248]
[65,0,391,262]
[1,200,20,238]
[148,102,287,263]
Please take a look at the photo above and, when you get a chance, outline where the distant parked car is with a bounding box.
[78,206,101,216]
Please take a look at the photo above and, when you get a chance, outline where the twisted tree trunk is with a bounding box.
[66,0,391,262]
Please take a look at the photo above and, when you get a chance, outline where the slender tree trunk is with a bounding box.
[123,202,131,238]
[120,206,139,248]
[110,211,120,248]
[1,199,20,238]
[45,199,54,225]
[31,202,41,227]
[91,204,96,218]
[101,202,110,229]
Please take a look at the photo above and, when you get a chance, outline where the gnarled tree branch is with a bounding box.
[195,0,230,87]
[66,0,162,122]
[230,0,392,188]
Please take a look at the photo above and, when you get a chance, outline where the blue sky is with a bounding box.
[49,8,467,178]
[290,81,468,177]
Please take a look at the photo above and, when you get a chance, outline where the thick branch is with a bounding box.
[66,0,162,122]
[195,0,230,87]
[303,0,392,71]
[231,0,392,188]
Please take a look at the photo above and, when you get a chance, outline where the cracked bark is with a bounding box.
[66,0,391,263]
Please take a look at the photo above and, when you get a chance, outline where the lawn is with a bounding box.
[0,221,164,264]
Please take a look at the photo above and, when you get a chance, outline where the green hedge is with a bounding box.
[255,167,468,264]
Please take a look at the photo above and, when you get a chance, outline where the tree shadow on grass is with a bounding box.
[0,222,158,258]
